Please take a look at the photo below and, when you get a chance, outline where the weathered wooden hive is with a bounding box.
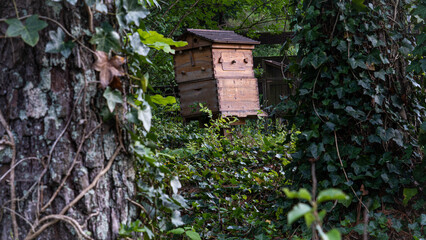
[173,29,264,121]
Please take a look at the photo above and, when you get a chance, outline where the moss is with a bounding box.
[39,68,51,92]
[12,72,23,89]
[0,147,12,164]
[24,82,48,119]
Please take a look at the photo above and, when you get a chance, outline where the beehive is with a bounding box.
[173,29,264,121]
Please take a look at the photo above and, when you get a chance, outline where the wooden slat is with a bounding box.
[216,78,258,88]
[212,49,254,78]
[178,79,218,117]
[173,35,212,51]
[174,48,213,83]
[216,78,261,113]
[222,110,266,118]
[212,43,255,49]
[219,100,260,111]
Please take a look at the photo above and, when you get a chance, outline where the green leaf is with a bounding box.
[45,28,75,58]
[6,15,48,47]
[316,225,341,240]
[185,231,201,240]
[167,228,185,235]
[288,203,312,225]
[317,189,349,204]
[137,30,187,54]
[421,214,426,225]
[171,210,184,226]
[403,188,418,206]
[310,52,327,69]
[325,229,342,240]
[103,87,123,112]
[351,0,367,11]
[283,188,312,201]
[348,58,357,69]
[117,0,149,28]
[304,212,315,227]
[367,35,378,47]
[137,100,152,132]
[374,70,386,81]
[129,32,150,56]
[90,22,121,52]
[150,94,176,106]
[170,176,181,194]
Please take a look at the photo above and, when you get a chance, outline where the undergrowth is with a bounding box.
[150,105,300,239]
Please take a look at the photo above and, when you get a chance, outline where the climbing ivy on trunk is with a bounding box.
[282,0,425,238]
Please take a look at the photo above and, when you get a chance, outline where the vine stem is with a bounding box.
[0,15,96,55]
[25,146,123,240]
[334,131,369,213]
[40,123,102,213]
[0,157,38,182]
[0,108,18,239]
[12,0,19,18]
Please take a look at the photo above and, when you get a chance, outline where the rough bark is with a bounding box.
[0,1,136,239]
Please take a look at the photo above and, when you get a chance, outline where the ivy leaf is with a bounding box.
[304,212,315,227]
[325,229,342,240]
[116,0,149,29]
[367,35,378,47]
[171,210,184,226]
[93,51,125,88]
[150,94,176,106]
[171,176,182,194]
[6,15,48,47]
[95,2,108,13]
[287,203,312,225]
[402,188,418,206]
[137,30,188,54]
[45,28,75,58]
[283,188,312,201]
[351,0,367,12]
[168,228,185,235]
[129,32,150,56]
[90,22,121,52]
[137,100,152,131]
[374,70,386,81]
[317,189,348,204]
[185,231,201,240]
[348,57,357,69]
[310,52,327,69]
[103,87,123,112]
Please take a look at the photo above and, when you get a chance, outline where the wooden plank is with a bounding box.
[174,48,214,83]
[222,110,266,118]
[173,35,212,51]
[216,78,258,88]
[212,49,254,78]
[178,79,219,117]
[217,88,258,101]
[212,43,255,49]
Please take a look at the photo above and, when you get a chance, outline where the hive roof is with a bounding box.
[185,29,260,45]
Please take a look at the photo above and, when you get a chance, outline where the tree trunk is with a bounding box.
[0,1,136,239]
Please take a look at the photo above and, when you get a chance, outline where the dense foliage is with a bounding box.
[277,0,425,238]
[2,0,424,239]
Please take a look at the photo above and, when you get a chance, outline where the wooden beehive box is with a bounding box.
[173,29,264,121]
